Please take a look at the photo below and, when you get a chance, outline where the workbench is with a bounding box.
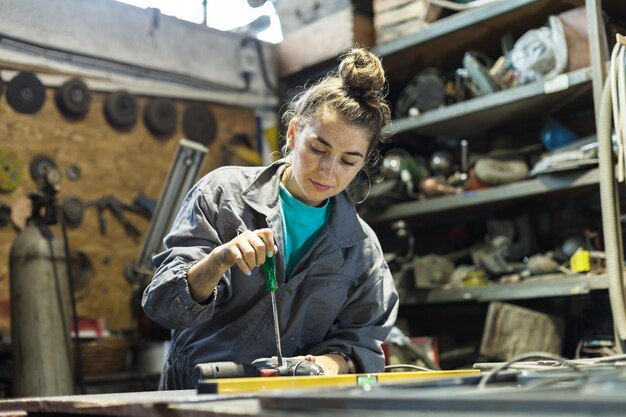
[0,366,624,417]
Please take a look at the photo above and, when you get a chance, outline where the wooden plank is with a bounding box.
[373,0,414,14]
[374,1,428,29]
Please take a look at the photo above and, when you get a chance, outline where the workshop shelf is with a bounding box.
[384,67,593,138]
[361,167,599,225]
[397,273,608,305]
[374,0,578,88]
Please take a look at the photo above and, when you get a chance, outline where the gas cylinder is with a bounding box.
[9,216,74,396]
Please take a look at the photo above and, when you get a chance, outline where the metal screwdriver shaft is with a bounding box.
[263,253,283,367]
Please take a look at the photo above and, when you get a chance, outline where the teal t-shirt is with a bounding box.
[279,183,331,279]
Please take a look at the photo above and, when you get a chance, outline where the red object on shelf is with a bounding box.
[70,317,110,338]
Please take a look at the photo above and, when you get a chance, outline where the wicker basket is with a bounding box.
[74,336,129,376]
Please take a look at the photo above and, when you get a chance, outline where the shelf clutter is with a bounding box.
[276,0,626,369]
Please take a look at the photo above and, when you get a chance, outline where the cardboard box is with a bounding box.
[373,0,442,45]
[276,1,374,76]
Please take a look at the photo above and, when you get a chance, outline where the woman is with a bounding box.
[142,47,399,390]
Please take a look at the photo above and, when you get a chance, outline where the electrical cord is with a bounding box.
[58,201,86,395]
[599,34,626,354]
[241,36,277,94]
[477,352,585,390]
[385,364,433,372]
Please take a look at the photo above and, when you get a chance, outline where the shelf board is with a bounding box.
[384,67,593,138]
[375,0,580,87]
[375,0,537,57]
[398,273,608,305]
[362,167,599,225]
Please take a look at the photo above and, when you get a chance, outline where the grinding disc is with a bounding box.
[144,97,177,137]
[182,103,217,146]
[62,196,85,228]
[29,154,57,183]
[0,146,23,192]
[6,72,46,114]
[55,77,91,117]
[104,90,138,128]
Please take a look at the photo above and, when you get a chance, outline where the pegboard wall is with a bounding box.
[0,76,259,333]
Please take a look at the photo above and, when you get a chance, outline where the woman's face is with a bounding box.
[283,110,371,206]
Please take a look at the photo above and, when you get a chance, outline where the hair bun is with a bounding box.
[339,47,387,99]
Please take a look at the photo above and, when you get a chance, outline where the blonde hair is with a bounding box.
[281,46,392,178]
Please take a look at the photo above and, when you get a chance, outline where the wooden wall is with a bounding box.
[0,82,258,332]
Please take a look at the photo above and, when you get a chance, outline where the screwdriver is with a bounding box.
[263,250,284,367]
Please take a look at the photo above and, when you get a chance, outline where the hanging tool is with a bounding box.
[263,248,284,367]
[85,195,149,241]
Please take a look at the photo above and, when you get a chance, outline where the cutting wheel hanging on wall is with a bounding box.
[143,98,177,138]
[29,155,57,183]
[0,146,23,192]
[182,103,218,146]
[104,90,138,129]
[55,78,91,118]
[6,72,46,114]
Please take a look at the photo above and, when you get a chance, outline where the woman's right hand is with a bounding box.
[216,228,278,276]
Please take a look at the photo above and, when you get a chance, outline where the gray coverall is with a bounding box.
[142,161,399,389]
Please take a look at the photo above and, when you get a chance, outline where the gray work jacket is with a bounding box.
[142,161,399,389]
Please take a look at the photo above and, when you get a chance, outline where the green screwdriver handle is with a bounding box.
[260,238,278,292]
[263,254,278,292]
